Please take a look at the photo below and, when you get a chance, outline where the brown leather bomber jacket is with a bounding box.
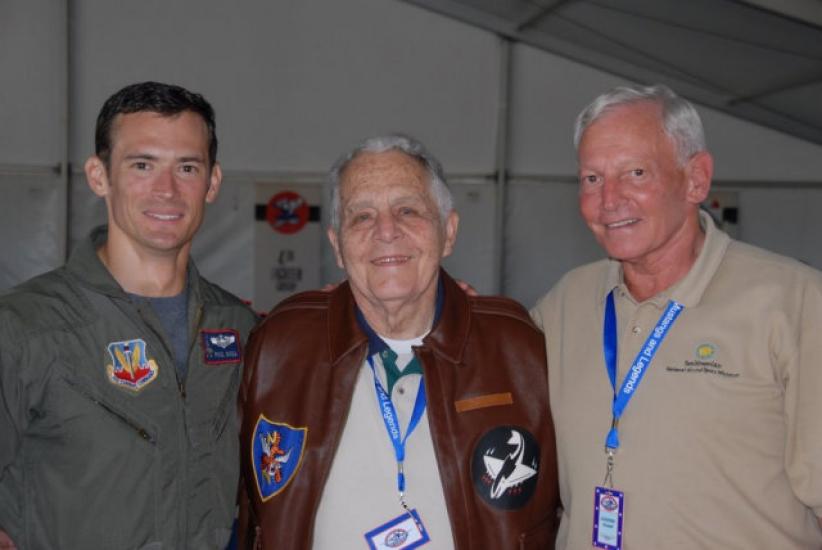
[238,271,560,549]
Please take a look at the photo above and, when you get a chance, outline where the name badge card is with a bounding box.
[593,486,624,550]
[364,509,430,550]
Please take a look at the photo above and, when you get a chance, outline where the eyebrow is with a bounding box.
[345,194,426,210]
[178,156,206,164]
[122,153,205,163]
[123,153,159,161]
[344,200,374,213]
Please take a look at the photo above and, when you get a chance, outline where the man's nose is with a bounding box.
[375,211,400,241]
[152,167,178,198]
[600,175,623,210]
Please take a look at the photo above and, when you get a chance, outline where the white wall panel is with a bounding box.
[505,180,603,307]
[192,178,256,303]
[702,114,822,181]
[0,1,65,166]
[441,181,498,295]
[509,44,624,176]
[0,176,63,289]
[738,188,822,269]
[70,0,500,174]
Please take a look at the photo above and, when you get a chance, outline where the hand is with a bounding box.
[0,529,17,549]
[321,280,345,292]
[456,279,479,297]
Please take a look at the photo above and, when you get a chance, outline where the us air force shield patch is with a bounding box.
[471,426,540,510]
[105,339,159,392]
[252,415,307,502]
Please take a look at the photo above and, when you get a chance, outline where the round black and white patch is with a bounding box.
[471,426,540,510]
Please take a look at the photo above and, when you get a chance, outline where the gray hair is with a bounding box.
[327,134,454,233]
[573,84,707,165]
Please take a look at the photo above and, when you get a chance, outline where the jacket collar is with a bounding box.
[425,271,470,365]
[354,277,445,357]
[328,270,469,367]
[66,225,202,302]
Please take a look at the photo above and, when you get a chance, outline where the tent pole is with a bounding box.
[59,0,73,261]
[493,37,513,295]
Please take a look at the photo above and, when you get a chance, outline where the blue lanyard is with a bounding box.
[603,290,684,451]
[367,354,427,495]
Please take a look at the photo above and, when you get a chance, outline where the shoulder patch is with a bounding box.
[105,339,159,392]
[201,328,242,365]
[471,426,540,510]
[251,415,307,502]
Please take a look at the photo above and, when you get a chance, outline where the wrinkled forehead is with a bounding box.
[339,150,432,200]
[578,102,675,162]
[583,102,667,143]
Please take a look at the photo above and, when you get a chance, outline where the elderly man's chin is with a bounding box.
[354,272,438,306]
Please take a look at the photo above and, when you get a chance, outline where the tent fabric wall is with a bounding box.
[0,1,65,166]
[3,0,822,308]
[0,175,64,285]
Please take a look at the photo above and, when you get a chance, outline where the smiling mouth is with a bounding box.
[371,255,411,265]
[145,211,183,221]
[605,218,639,229]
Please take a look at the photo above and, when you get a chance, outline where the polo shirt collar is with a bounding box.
[601,210,731,308]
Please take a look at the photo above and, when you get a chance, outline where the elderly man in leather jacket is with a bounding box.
[238,134,560,549]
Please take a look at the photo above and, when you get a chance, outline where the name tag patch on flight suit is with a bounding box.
[251,414,307,502]
[105,338,159,392]
[200,329,242,365]
[471,426,540,510]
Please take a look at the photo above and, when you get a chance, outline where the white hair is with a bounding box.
[574,84,707,165]
[327,134,454,233]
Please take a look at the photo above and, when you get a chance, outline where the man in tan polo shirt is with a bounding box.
[531,84,822,549]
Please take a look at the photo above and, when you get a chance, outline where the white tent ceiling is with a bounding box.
[401,0,822,145]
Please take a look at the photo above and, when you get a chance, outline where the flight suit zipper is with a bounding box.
[63,379,157,445]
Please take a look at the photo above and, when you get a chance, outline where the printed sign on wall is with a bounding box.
[254,184,322,312]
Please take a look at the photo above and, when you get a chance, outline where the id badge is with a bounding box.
[364,509,430,549]
[592,486,624,550]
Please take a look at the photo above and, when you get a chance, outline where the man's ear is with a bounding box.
[205,162,223,204]
[685,151,713,204]
[327,227,344,269]
[85,156,110,198]
[441,210,459,258]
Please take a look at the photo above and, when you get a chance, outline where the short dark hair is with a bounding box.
[94,81,218,168]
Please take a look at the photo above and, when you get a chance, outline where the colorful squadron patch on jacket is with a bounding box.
[252,415,307,502]
[471,426,540,510]
[105,339,159,393]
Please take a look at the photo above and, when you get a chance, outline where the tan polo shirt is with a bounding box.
[313,336,454,549]
[532,212,822,549]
